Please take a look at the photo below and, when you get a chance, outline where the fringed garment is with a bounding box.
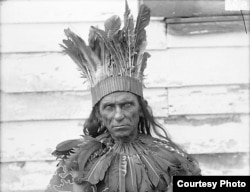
[45,133,201,192]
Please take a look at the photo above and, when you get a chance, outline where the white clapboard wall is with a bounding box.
[0,0,249,191]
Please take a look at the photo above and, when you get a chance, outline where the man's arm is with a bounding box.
[45,162,74,192]
[45,161,96,192]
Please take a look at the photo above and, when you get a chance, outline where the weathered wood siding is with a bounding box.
[1,0,249,191]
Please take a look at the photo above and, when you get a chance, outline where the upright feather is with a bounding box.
[104,15,121,39]
[91,27,122,75]
[61,28,97,84]
[84,150,114,184]
[134,5,150,50]
[138,52,150,80]
[138,152,160,187]
[133,4,150,79]
[119,154,127,192]
[126,155,138,191]
[123,0,135,75]
[107,154,120,191]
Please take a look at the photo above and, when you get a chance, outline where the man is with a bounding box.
[45,1,201,192]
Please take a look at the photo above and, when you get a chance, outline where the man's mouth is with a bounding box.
[112,125,129,130]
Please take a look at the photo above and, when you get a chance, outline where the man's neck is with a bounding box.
[112,132,138,143]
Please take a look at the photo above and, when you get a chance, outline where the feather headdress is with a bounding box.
[61,0,151,106]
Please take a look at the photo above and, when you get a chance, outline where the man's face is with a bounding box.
[99,92,141,142]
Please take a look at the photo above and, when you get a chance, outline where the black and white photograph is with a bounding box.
[0,0,249,191]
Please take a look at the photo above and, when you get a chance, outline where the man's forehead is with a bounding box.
[100,92,138,104]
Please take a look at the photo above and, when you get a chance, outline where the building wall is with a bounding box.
[0,0,249,191]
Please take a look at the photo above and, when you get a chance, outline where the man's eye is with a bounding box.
[123,103,132,108]
[104,105,114,110]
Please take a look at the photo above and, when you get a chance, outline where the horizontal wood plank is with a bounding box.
[1,120,85,162]
[0,0,138,23]
[143,0,250,18]
[1,114,249,162]
[167,19,250,35]
[194,152,249,175]
[146,48,249,87]
[166,31,250,47]
[2,47,249,93]
[163,114,250,154]
[166,15,250,24]
[1,161,57,191]
[0,89,168,121]
[1,153,249,191]
[168,85,249,115]
[165,15,250,36]
[0,21,165,53]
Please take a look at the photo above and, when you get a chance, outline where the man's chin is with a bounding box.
[113,130,131,139]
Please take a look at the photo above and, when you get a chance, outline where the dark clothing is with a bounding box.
[45,133,201,192]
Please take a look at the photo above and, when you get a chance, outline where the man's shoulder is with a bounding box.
[52,136,96,159]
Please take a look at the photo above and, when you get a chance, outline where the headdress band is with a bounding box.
[91,76,143,105]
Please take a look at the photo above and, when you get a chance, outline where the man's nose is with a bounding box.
[114,106,124,121]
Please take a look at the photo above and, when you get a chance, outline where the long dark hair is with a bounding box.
[83,95,186,153]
